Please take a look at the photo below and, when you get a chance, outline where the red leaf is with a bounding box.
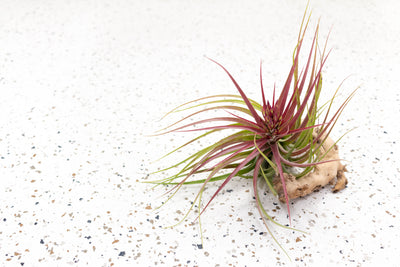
[206,57,266,129]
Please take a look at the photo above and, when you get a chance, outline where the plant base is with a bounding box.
[273,131,348,202]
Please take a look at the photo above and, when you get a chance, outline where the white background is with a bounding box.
[0,0,399,266]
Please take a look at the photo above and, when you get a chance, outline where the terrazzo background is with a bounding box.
[0,0,399,266]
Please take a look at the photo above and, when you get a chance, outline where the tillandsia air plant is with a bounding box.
[149,9,355,257]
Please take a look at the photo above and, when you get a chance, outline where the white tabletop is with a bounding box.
[0,1,399,266]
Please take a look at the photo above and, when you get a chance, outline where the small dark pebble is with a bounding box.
[119,251,125,256]
[227,189,233,193]
[155,215,159,220]
[21,263,24,266]
[197,244,203,249]
[40,239,44,244]
[87,220,91,223]
[3,218,6,222]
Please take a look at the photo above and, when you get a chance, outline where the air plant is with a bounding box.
[148,9,355,257]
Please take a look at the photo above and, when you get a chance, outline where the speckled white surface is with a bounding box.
[0,0,399,266]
